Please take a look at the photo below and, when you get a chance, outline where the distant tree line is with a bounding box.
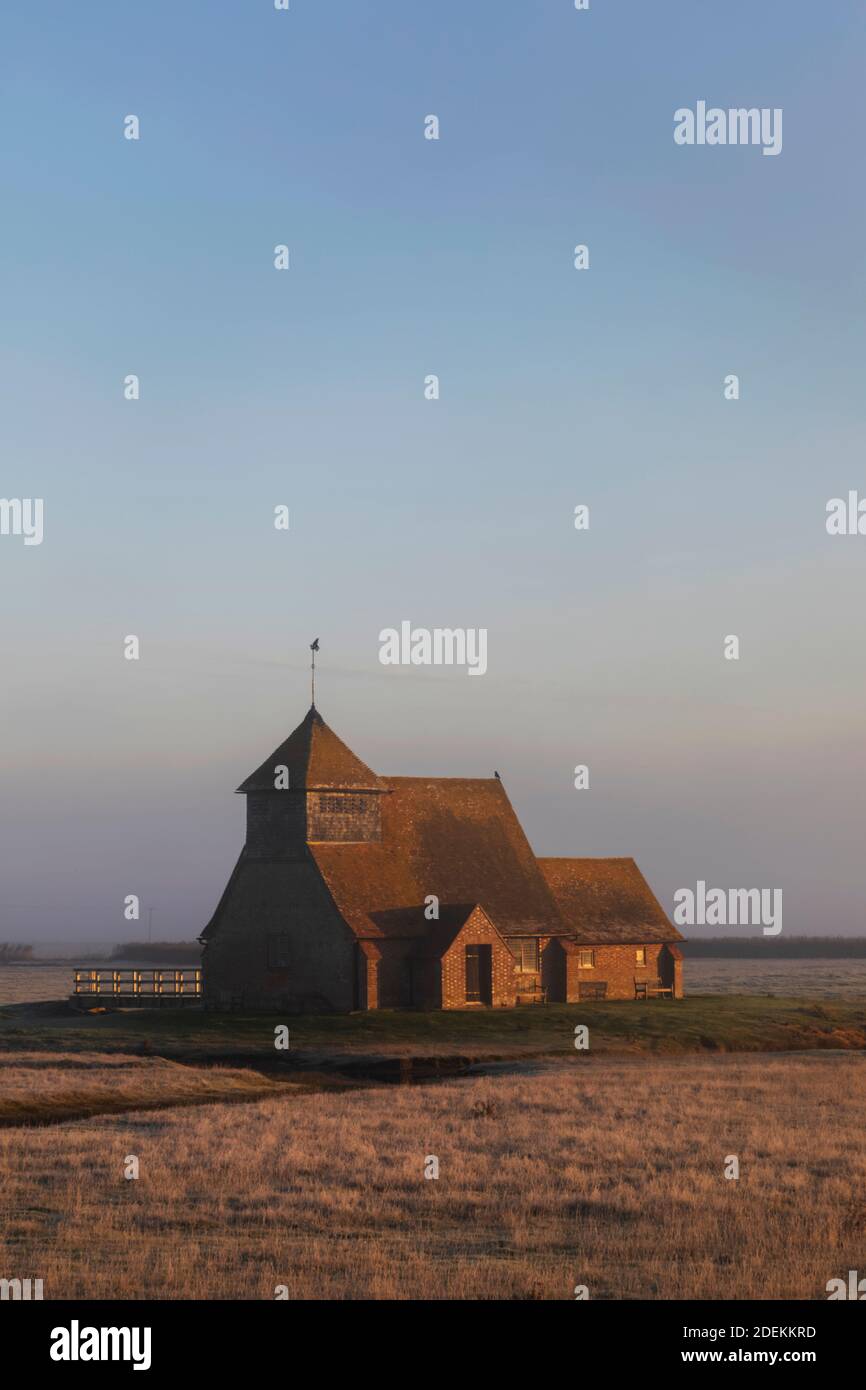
[681,937,866,958]
[110,941,202,963]
[0,943,34,962]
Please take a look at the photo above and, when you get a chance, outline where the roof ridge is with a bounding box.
[382,774,503,784]
[538,855,636,864]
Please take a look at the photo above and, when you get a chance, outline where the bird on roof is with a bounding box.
[494,770,501,779]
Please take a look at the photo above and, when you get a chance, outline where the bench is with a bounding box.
[635,980,673,1000]
[515,981,548,1004]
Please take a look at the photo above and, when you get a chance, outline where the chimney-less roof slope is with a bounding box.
[310,776,570,940]
[538,857,683,945]
[237,706,382,793]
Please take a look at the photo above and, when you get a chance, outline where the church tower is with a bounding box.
[237,705,385,858]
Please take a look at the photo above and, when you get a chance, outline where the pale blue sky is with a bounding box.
[1,1,864,939]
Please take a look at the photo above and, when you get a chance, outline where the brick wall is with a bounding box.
[356,941,380,1010]
[565,941,682,1001]
[439,909,517,1009]
[672,951,683,998]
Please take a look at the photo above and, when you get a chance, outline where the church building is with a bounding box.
[199,705,683,1011]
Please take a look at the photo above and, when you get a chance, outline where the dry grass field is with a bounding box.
[1,1050,864,1300]
[0,1052,301,1126]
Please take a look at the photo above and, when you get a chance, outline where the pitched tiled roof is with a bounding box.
[419,904,497,957]
[310,777,570,940]
[216,709,681,954]
[538,857,683,945]
[237,706,382,793]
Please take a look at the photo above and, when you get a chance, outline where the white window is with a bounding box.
[513,938,539,972]
[578,949,595,969]
[635,947,647,966]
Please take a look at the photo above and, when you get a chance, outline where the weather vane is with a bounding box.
[310,637,319,708]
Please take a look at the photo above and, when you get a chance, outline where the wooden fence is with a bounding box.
[71,968,202,1004]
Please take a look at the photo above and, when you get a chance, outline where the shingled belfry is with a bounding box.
[200,704,684,1011]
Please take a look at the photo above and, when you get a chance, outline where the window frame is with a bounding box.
[513,937,540,973]
[578,949,595,970]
